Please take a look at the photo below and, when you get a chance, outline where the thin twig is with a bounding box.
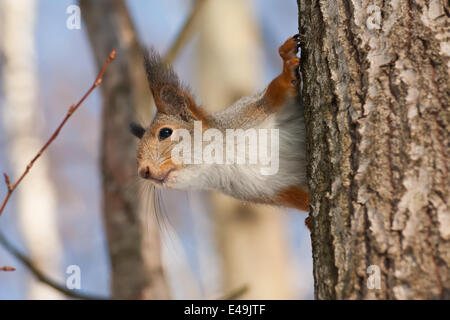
[219,285,248,300]
[0,49,116,217]
[0,265,15,272]
[0,232,107,299]
[164,0,209,64]
[0,0,206,294]
[0,50,115,299]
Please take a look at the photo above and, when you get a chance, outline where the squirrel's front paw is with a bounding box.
[278,34,302,60]
[279,35,302,87]
[265,35,303,107]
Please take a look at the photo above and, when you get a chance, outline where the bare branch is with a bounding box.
[0,265,15,272]
[0,49,115,299]
[3,174,11,192]
[0,0,208,296]
[0,232,107,299]
[219,285,249,300]
[164,0,208,64]
[0,49,116,217]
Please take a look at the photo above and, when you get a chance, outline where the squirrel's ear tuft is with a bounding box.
[143,49,180,115]
[144,49,180,92]
[129,122,145,139]
[143,49,206,122]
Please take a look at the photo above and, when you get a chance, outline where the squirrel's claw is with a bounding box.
[293,33,305,48]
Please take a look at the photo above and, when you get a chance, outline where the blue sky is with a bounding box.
[0,0,312,299]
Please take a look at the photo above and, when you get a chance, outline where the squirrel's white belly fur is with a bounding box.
[172,91,307,203]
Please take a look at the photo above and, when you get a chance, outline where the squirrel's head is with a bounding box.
[130,50,207,188]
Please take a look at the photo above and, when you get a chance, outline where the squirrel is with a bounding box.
[130,35,309,218]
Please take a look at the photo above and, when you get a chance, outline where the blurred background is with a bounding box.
[0,0,313,299]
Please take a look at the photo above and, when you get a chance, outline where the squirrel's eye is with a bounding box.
[158,127,173,141]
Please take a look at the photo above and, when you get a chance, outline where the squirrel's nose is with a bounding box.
[139,166,151,179]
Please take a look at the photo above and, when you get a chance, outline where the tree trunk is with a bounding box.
[197,0,295,299]
[80,0,170,299]
[0,0,63,299]
[298,0,449,299]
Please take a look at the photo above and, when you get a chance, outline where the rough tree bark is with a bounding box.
[298,0,449,299]
[80,0,170,299]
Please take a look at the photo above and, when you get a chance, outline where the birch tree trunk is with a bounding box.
[197,0,295,299]
[298,0,449,299]
[0,0,63,299]
[80,0,170,299]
